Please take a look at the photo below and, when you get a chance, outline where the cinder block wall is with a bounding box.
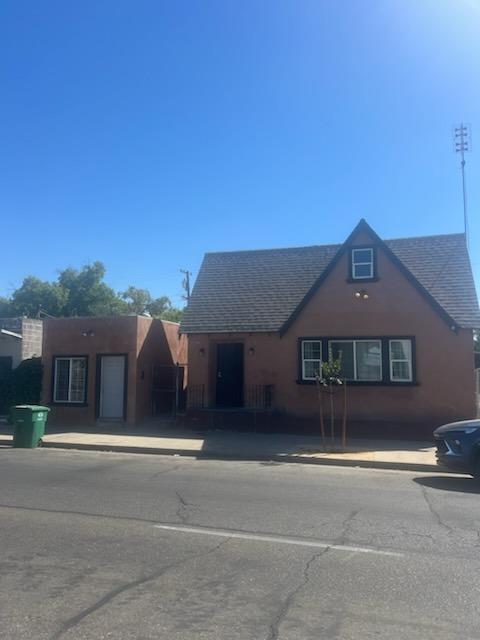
[21,319,43,360]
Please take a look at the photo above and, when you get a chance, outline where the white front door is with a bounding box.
[99,355,126,419]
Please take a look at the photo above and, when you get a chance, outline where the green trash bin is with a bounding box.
[10,405,50,448]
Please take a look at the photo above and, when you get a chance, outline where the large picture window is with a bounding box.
[53,357,87,403]
[299,337,414,384]
[329,340,382,381]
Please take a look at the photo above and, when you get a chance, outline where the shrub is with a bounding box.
[0,358,43,414]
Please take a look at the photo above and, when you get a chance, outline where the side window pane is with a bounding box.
[356,341,382,381]
[390,340,412,382]
[55,360,70,401]
[302,341,322,380]
[70,358,86,402]
[330,342,354,380]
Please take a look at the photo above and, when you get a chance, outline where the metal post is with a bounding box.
[461,156,467,244]
[454,123,471,248]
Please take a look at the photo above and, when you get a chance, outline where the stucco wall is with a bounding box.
[42,316,139,426]
[42,316,187,427]
[187,234,476,435]
[135,318,186,422]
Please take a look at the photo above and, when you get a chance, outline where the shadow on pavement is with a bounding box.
[413,475,480,494]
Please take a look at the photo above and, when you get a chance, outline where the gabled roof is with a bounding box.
[180,221,480,334]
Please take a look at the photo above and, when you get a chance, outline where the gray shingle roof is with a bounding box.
[180,232,480,333]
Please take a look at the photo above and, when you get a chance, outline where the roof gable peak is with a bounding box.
[279,219,460,335]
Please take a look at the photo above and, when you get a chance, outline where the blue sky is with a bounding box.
[1,0,479,307]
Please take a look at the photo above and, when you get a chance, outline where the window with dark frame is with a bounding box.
[351,247,374,279]
[301,340,322,380]
[53,357,87,403]
[389,339,413,382]
[299,337,414,384]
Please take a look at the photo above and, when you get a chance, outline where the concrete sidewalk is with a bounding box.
[0,424,442,473]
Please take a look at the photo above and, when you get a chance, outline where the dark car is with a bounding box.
[434,419,480,477]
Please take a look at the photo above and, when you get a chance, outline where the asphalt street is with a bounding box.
[1,448,480,639]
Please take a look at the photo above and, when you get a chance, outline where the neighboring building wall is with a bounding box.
[20,319,43,360]
[0,318,22,334]
[0,334,22,369]
[0,317,43,368]
[187,235,477,437]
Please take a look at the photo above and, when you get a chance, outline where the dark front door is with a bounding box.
[216,343,244,407]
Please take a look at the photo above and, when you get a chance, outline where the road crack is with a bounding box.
[266,547,329,640]
[420,485,453,535]
[175,489,198,524]
[336,509,359,545]
[149,464,182,479]
[50,537,230,640]
[399,528,434,542]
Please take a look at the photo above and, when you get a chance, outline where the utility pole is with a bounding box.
[453,123,471,248]
[180,269,192,303]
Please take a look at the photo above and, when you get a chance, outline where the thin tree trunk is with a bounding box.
[329,385,335,447]
[316,381,326,452]
[341,379,347,451]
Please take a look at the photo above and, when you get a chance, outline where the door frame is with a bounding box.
[215,342,244,408]
[95,353,128,421]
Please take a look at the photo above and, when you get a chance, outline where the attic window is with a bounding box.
[351,248,374,279]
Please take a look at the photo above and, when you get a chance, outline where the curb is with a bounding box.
[39,440,448,474]
[42,441,199,458]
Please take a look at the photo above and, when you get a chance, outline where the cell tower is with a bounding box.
[453,123,471,246]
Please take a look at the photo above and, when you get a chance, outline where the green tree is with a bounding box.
[120,289,183,321]
[0,296,13,316]
[1,261,183,320]
[160,307,183,322]
[121,286,152,315]
[10,277,68,317]
[58,262,126,316]
[147,296,171,317]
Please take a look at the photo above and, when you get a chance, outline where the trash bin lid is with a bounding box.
[12,405,51,413]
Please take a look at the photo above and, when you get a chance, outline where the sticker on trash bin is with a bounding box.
[37,413,44,419]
